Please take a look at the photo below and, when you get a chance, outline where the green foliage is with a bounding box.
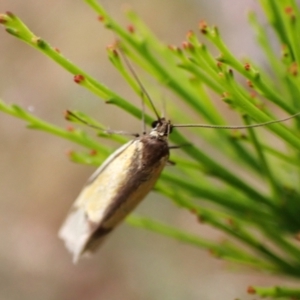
[1,0,300,298]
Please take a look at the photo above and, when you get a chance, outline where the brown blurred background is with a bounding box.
[0,1,293,299]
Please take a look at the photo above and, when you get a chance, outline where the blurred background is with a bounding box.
[0,1,295,299]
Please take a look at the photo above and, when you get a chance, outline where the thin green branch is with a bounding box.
[249,285,300,299]
[127,215,276,271]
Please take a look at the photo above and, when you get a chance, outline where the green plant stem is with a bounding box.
[0,100,111,154]
[244,115,281,201]
[0,12,150,124]
[126,215,276,271]
[250,285,300,299]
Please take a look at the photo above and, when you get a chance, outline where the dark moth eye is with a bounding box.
[152,120,159,128]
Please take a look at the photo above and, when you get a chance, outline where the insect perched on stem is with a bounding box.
[59,49,300,263]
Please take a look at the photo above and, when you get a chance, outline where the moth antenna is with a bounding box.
[173,111,300,129]
[161,96,167,119]
[141,93,146,135]
[117,46,161,121]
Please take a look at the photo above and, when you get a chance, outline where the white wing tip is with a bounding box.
[58,208,92,263]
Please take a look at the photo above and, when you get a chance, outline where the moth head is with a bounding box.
[150,118,173,139]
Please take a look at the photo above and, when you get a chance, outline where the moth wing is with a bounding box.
[58,140,134,263]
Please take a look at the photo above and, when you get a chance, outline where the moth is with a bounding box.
[59,115,172,263]
[59,52,300,263]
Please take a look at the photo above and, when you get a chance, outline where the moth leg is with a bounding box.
[66,110,140,137]
[166,160,176,166]
[168,143,191,150]
[104,129,140,137]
